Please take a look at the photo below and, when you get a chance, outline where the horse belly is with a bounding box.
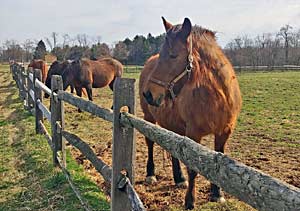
[92,73,114,88]
[180,86,237,135]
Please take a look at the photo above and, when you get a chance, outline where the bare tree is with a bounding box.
[2,40,24,62]
[76,34,89,47]
[51,32,58,48]
[91,35,102,45]
[277,24,293,64]
[45,32,59,51]
[45,37,53,51]
[62,33,70,47]
[22,39,35,62]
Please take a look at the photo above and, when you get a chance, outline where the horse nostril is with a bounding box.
[144,90,158,106]
[143,91,153,103]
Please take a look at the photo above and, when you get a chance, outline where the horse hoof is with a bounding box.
[184,203,194,210]
[210,196,226,203]
[176,181,188,189]
[145,176,157,184]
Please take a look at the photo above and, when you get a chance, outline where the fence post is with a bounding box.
[11,64,16,82]
[33,69,43,134]
[51,75,66,167]
[20,67,26,105]
[111,77,136,211]
[16,65,21,93]
[23,67,29,110]
[27,67,34,111]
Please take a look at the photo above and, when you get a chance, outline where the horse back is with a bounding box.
[79,58,123,88]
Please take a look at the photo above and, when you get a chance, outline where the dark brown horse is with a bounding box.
[28,59,48,83]
[140,17,242,209]
[44,60,74,98]
[63,57,123,102]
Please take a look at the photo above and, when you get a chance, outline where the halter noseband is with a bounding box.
[150,36,193,100]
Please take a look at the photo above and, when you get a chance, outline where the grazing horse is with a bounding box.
[44,60,74,98]
[28,59,48,83]
[63,57,123,102]
[139,17,242,209]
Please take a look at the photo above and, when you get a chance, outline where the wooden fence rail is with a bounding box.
[120,112,300,211]
[234,65,300,71]
[10,63,300,211]
[10,64,145,211]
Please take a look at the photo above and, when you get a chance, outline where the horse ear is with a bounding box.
[162,16,173,32]
[180,18,192,41]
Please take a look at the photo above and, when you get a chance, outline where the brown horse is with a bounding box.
[63,57,123,102]
[28,59,48,83]
[139,17,242,209]
[44,60,74,98]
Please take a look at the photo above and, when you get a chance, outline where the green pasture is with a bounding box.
[0,64,109,211]
[1,63,299,211]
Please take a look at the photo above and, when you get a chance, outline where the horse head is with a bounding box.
[44,60,72,98]
[143,17,192,107]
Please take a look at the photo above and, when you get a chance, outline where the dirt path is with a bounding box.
[64,72,300,211]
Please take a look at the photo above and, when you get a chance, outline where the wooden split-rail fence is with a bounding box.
[10,63,300,211]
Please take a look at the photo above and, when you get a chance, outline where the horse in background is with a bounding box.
[28,59,48,83]
[44,60,74,98]
[63,57,123,102]
[139,17,242,209]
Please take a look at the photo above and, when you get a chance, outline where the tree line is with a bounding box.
[1,25,300,67]
[0,32,165,66]
[224,25,300,67]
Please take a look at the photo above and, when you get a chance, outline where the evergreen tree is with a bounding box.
[33,40,47,60]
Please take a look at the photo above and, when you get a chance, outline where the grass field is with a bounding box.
[1,63,299,211]
[62,69,299,211]
[0,64,109,211]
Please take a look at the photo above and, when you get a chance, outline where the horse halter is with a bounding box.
[149,36,193,100]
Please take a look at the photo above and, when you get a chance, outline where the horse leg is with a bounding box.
[145,137,156,184]
[75,86,83,112]
[144,114,157,184]
[109,77,115,91]
[210,131,231,203]
[70,85,74,94]
[185,168,197,210]
[184,127,201,209]
[85,84,93,101]
[171,157,187,188]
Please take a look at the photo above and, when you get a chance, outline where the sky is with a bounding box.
[1,0,300,48]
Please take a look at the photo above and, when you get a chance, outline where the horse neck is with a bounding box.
[190,36,226,86]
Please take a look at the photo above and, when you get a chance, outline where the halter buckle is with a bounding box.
[167,81,175,91]
[186,62,193,80]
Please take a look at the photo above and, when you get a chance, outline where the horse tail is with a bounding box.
[115,60,123,77]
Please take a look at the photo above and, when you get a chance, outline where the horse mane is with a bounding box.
[191,25,216,40]
[189,25,235,106]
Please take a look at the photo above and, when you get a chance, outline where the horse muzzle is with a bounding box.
[143,90,164,107]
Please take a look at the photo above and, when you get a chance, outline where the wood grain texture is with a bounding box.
[120,112,300,211]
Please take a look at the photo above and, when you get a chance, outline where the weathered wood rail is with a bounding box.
[10,63,145,211]
[10,63,300,211]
